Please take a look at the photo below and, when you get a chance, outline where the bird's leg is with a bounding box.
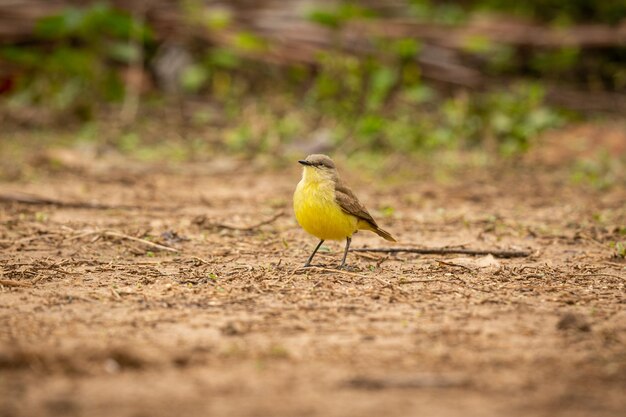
[339,236,352,269]
[304,239,324,267]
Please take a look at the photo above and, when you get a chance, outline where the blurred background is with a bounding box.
[0,0,625,184]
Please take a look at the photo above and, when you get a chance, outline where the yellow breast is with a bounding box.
[293,178,358,241]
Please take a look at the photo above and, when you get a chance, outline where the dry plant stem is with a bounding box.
[351,247,532,258]
[102,231,179,253]
[436,259,475,272]
[205,211,284,231]
[69,230,178,253]
[110,288,122,300]
[191,256,212,265]
[0,279,31,287]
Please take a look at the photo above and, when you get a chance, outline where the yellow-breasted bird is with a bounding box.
[293,154,396,268]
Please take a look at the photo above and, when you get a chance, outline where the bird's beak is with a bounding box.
[298,160,311,166]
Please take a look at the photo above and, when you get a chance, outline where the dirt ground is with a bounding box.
[0,142,625,417]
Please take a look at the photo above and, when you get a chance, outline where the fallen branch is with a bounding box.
[350,247,532,258]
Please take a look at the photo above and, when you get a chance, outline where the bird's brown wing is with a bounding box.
[334,180,378,228]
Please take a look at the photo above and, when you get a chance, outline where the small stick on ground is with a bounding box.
[0,279,32,288]
[376,255,390,268]
[110,288,122,300]
[436,259,475,272]
[351,247,532,258]
[69,230,178,253]
[104,231,179,253]
[191,256,212,265]
[198,211,284,231]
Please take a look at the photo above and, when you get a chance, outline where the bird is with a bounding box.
[293,154,396,268]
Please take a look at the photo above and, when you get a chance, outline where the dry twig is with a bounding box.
[197,211,284,231]
[0,279,31,288]
[435,259,475,272]
[351,247,531,258]
[69,230,179,253]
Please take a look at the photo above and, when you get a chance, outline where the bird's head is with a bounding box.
[298,154,338,183]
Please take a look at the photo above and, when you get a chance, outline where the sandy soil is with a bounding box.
[0,150,624,417]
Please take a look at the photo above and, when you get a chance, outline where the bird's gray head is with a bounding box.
[298,154,336,170]
[298,154,338,182]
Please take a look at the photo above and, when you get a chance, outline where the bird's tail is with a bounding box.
[374,226,396,242]
[357,220,397,242]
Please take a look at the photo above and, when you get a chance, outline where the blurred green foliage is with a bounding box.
[408,0,467,24]
[1,3,153,117]
[308,2,377,28]
[477,0,626,24]
[570,151,624,190]
[611,241,626,259]
[3,0,624,158]
[302,49,563,154]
